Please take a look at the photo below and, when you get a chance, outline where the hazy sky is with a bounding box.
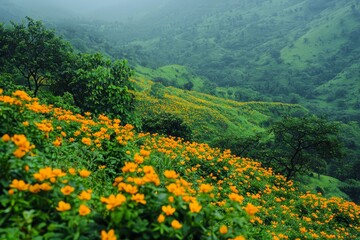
[8,0,168,21]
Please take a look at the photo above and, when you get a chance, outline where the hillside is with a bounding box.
[132,73,307,143]
[1,89,360,239]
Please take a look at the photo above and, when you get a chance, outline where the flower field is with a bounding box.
[0,89,359,239]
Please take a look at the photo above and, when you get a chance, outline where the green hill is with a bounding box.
[132,73,307,143]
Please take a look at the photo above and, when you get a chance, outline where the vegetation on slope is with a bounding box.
[1,89,360,239]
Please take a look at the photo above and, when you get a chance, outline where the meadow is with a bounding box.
[1,88,359,239]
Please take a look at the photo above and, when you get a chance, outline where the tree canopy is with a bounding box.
[262,116,343,181]
[0,17,72,96]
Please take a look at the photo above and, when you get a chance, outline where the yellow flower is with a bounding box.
[157,214,165,223]
[61,185,75,195]
[189,201,202,213]
[79,204,91,216]
[162,205,176,216]
[171,220,182,229]
[79,169,91,178]
[78,190,92,201]
[101,229,117,240]
[56,201,71,212]
[131,193,146,204]
[101,194,126,210]
[243,203,260,216]
[0,88,3,95]
[22,121,29,127]
[164,170,179,179]
[219,225,228,234]
[9,179,29,191]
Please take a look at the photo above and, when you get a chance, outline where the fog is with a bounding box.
[5,0,169,22]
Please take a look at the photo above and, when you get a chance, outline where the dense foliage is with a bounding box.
[0,18,137,125]
[1,89,359,239]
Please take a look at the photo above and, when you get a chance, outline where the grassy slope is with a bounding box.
[133,74,308,142]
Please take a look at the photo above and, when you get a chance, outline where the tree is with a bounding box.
[69,53,138,125]
[261,116,343,181]
[0,17,72,96]
[141,112,192,141]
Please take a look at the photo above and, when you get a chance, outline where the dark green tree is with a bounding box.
[141,112,192,141]
[261,116,343,181]
[0,17,73,96]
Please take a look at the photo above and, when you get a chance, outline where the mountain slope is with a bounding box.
[1,89,359,239]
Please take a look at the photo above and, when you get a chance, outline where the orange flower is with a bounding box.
[131,193,146,204]
[9,179,29,191]
[121,162,138,173]
[164,170,179,179]
[171,220,182,229]
[52,138,62,147]
[199,184,213,193]
[140,149,151,157]
[12,90,32,101]
[81,137,92,146]
[100,194,126,210]
[228,193,244,204]
[101,229,117,240]
[162,205,176,216]
[39,182,52,191]
[61,185,75,195]
[157,214,165,223]
[33,167,54,181]
[1,134,10,142]
[56,201,71,212]
[229,236,246,240]
[189,201,202,213]
[78,169,91,178]
[243,203,260,216]
[68,168,76,175]
[78,190,92,201]
[79,204,91,216]
[119,183,138,194]
[219,225,228,234]
[133,153,144,164]
[29,184,41,193]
